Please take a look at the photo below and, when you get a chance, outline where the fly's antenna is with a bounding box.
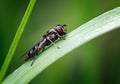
[56,24,67,27]
[62,24,67,27]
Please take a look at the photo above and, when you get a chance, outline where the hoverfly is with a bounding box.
[23,24,67,66]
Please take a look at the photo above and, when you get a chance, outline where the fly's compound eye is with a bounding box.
[62,28,67,34]
[62,24,67,34]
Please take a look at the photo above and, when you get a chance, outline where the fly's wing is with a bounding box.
[20,50,28,58]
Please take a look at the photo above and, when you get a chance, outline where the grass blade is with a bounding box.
[2,7,120,84]
[0,0,36,82]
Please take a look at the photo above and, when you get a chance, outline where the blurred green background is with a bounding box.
[0,0,120,84]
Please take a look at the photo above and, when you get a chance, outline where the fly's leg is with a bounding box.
[54,30,66,40]
[31,50,39,66]
[49,29,66,40]
[47,37,60,49]
[41,48,45,52]
[31,48,39,66]
[31,55,37,66]
[54,32,65,40]
[58,35,66,40]
[37,47,45,55]
[31,47,45,66]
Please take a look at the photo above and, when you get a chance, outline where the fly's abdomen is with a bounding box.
[25,44,39,61]
[24,39,47,61]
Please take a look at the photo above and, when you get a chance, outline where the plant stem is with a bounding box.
[0,0,36,82]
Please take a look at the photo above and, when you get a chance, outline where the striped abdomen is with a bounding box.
[24,38,49,61]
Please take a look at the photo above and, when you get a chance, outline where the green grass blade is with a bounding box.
[2,7,120,84]
[0,0,36,82]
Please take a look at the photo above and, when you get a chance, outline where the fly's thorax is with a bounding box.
[48,28,55,33]
[48,33,58,41]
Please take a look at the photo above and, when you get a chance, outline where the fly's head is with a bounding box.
[55,24,67,36]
